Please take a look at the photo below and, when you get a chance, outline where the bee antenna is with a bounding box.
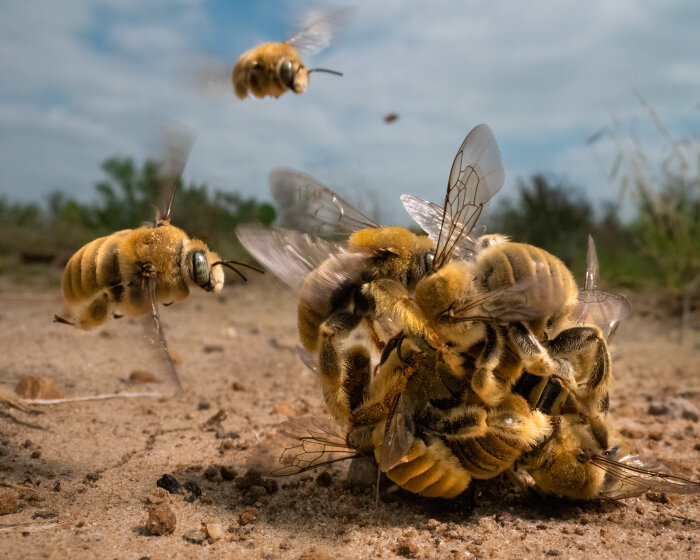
[307,68,343,77]
[211,260,264,282]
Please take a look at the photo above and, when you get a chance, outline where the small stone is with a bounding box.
[205,523,225,541]
[204,466,222,481]
[169,351,183,364]
[646,491,669,504]
[129,370,161,384]
[183,529,207,543]
[146,488,171,505]
[203,345,224,354]
[145,503,176,536]
[156,474,182,495]
[30,451,41,459]
[235,470,265,491]
[183,481,202,502]
[0,492,19,515]
[315,472,332,487]
[648,432,663,441]
[546,551,561,557]
[239,506,258,526]
[396,537,419,558]
[495,511,515,525]
[220,466,237,481]
[694,443,700,452]
[198,400,211,411]
[648,402,669,416]
[232,382,245,392]
[31,510,58,519]
[15,376,65,399]
[273,404,292,416]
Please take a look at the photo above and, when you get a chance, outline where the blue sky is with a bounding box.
[1,0,699,223]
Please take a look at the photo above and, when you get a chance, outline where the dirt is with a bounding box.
[0,275,699,559]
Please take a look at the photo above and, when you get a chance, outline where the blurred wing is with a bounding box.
[143,275,183,394]
[378,393,414,472]
[573,289,631,341]
[297,346,317,374]
[155,126,195,224]
[287,7,353,54]
[401,194,481,260]
[432,124,505,269]
[585,234,600,291]
[247,417,358,476]
[269,168,379,238]
[449,267,566,324]
[592,454,700,500]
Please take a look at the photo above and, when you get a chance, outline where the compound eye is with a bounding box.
[192,251,210,288]
[424,251,435,269]
[279,60,294,88]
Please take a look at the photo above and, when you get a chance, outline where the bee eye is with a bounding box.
[192,251,209,288]
[280,60,294,87]
[424,251,435,269]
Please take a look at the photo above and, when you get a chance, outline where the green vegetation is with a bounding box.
[0,156,276,275]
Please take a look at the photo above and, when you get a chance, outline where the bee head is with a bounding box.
[278,58,309,93]
[185,249,224,293]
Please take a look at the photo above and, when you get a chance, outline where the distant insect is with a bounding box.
[384,113,399,124]
[232,8,349,99]
[237,124,505,424]
[55,129,262,392]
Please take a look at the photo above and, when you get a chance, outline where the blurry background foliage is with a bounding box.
[1,108,698,328]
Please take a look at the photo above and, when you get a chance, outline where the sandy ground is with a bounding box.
[0,274,699,560]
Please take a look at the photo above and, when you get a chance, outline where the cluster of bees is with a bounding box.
[53,11,700,504]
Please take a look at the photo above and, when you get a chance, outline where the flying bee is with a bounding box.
[55,129,262,393]
[237,124,505,424]
[232,8,348,99]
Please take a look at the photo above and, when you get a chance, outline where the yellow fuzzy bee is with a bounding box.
[55,129,261,392]
[232,8,348,99]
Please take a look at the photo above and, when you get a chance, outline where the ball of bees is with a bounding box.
[232,8,348,99]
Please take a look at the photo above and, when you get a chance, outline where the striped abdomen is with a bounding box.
[62,230,131,305]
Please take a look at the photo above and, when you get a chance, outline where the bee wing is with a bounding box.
[142,274,183,394]
[155,125,195,225]
[269,168,379,238]
[584,234,600,291]
[449,266,565,324]
[573,235,631,341]
[246,417,359,477]
[400,195,482,260]
[286,7,353,54]
[378,392,415,472]
[572,289,631,341]
[237,224,363,293]
[592,454,700,500]
[431,124,505,270]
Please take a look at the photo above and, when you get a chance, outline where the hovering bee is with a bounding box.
[55,129,261,392]
[237,124,505,424]
[232,8,348,99]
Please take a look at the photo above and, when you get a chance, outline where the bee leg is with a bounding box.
[53,314,74,326]
[470,324,507,406]
[364,317,385,351]
[545,326,611,413]
[74,292,111,329]
[506,321,558,377]
[505,468,542,502]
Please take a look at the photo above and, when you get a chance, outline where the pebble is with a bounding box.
[146,488,171,505]
[315,472,333,487]
[232,382,245,392]
[198,400,211,411]
[220,466,237,481]
[156,474,182,495]
[205,523,225,541]
[273,404,292,416]
[14,376,65,399]
[146,503,176,536]
[129,370,161,384]
[495,511,515,525]
[396,537,419,558]
[183,529,208,543]
[203,345,224,353]
[239,507,258,526]
[204,466,222,481]
[183,480,202,503]
[0,492,19,515]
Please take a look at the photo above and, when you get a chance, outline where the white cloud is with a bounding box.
[0,0,698,227]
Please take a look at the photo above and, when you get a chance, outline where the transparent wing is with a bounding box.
[449,266,567,324]
[144,275,183,394]
[401,194,482,260]
[155,126,195,224]
[378,392,414,472]
[592,454,700,500]
[287,7,353,54]
[573,236,631,340]
[431,124,505,270]
[237,224,363,293]
[246,417,359,477]
[269,168,379,238]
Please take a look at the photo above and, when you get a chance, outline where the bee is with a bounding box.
[237,124,505,424]
[232,8,348,99]
[55,129,261,393]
